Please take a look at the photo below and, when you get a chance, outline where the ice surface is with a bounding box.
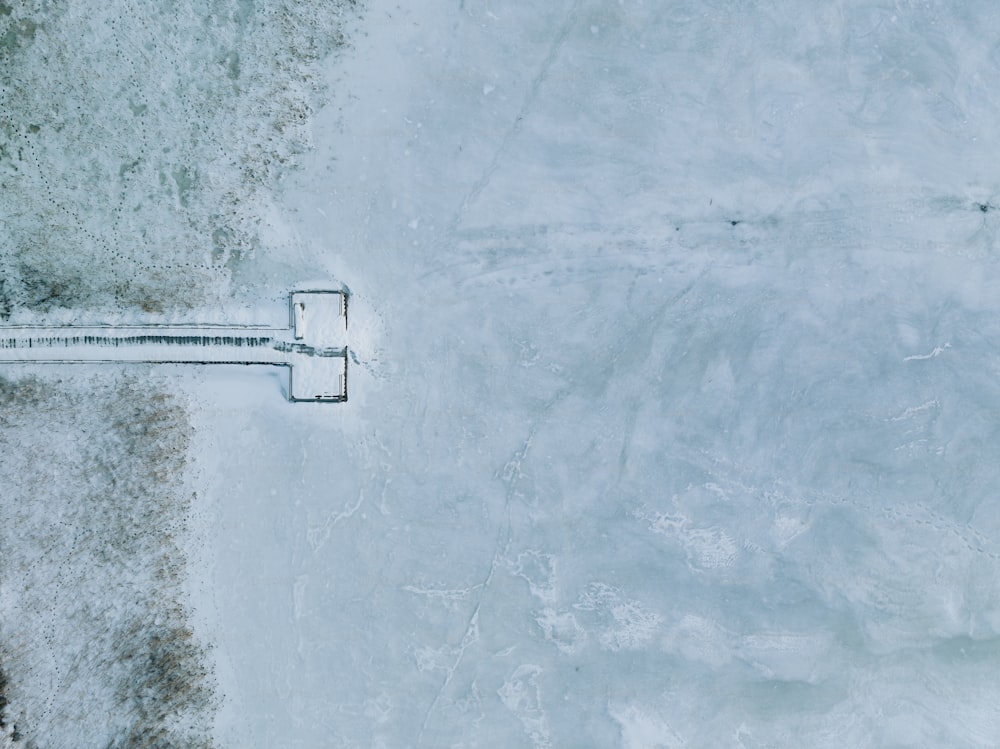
[186,1,1000,747]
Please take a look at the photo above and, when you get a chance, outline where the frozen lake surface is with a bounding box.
[4,0,1000,746]
[197,1,1000,747]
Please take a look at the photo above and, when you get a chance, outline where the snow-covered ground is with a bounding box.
[0,1,355,746]
[6,0,1000,747]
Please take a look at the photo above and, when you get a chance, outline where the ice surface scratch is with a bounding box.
[617,399,640,481]
[449,0,580,228]
[306,491,365,554]
[417,391,567,742]
[903,343,951,361]
[889,400,940,421]
[401,585,475,601]
[416,605,481,744]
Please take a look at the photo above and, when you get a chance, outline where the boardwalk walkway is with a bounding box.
[0,291,348,401]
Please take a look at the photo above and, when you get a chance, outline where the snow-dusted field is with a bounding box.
[5,0,1000,747]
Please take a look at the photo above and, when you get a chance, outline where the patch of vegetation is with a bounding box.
[0,0,363,315]
[0,374,219,747]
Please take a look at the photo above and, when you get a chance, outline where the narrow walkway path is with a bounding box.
[0,327,284,363]
[0,291,348,401]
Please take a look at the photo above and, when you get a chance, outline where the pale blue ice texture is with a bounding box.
[201,1,1000,747]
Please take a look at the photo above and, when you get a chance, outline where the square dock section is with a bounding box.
[291,290,347,347]
[288,290,349,402]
